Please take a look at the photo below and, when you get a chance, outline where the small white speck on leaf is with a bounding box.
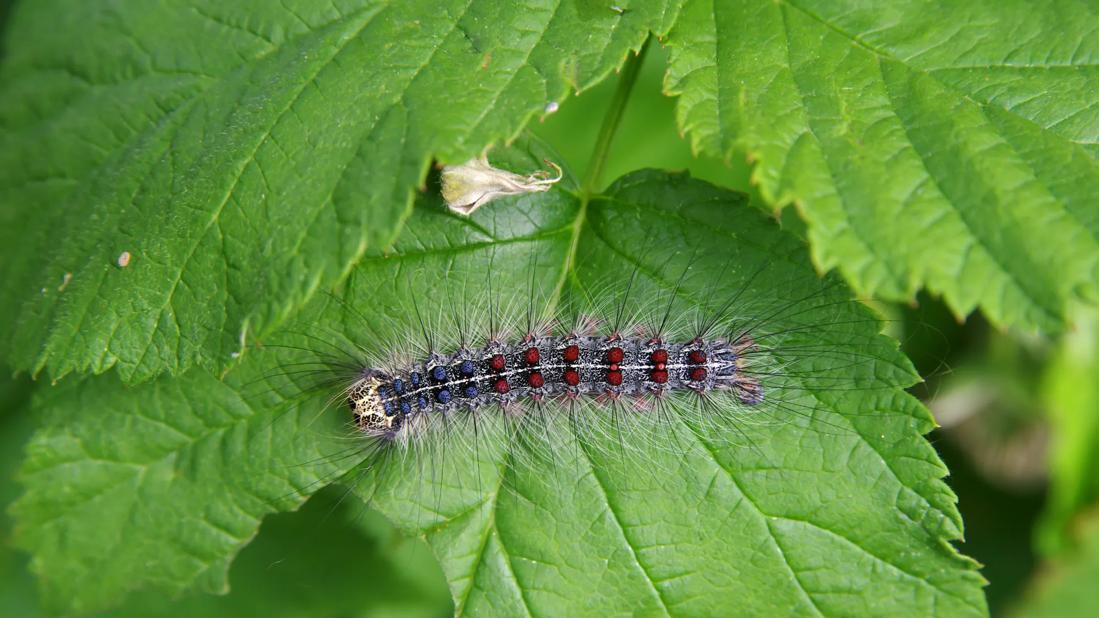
[544,101,559,115]
[117,251,131,268]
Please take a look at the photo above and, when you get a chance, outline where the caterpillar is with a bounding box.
[277,248,887,478]
[256,136,912,496]
[253,154,965,616]
[267,168,903,483]
[347,299,764,441]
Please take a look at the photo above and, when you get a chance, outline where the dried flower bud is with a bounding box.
[441,155,562,215]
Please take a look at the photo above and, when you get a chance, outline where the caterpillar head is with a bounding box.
[348,371,402,437]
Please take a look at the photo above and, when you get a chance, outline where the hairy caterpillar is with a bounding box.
[346,282,765,442]
[254,149,971,616]
[265,155,909,489]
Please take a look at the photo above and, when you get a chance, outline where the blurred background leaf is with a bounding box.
[1014,509,1099,618]
[1037,309,1099,557]
[0,370,38,618]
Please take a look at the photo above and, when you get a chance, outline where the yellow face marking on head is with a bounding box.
[350,377,397,433]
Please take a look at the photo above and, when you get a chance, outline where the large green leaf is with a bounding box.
[14,153,986,614]
[103,488,452,618]
[11,367,358,614]
[351,166,986,616]
[0,0,675,383]
[664,0,1099,332]
[11,369,444,617]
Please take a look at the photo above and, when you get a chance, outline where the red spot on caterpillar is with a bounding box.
[563,369,580,386]
[527,371,545,388]
[490,354,506,371]
[606,370,623,386]
[562,345,580,363]
[494,378,510,394]
[524,347,540,365]
[655,362,666,371]
[609,363,619,371]
[650,349,668,364]
[688,350,707,364]
[690,367,708,381]
[651,370,668,384]
[606,347,624,364]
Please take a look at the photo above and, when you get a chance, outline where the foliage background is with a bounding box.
[1,2,1097,617]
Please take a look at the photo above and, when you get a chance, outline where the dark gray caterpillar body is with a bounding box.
[349,333,762,439]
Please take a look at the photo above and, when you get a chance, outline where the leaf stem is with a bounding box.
[553,36,651,308]
[581,35,650,195]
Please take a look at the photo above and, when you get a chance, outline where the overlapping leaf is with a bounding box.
[665,0,1099,332]
[0,0,676,383]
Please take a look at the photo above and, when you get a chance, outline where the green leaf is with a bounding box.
[13,154,987,615]
[104,488,452,618]
[0,0,675,383]
[11,368,357,615]
[338,162,986,615]
[664,0,1099,332]
[6,369,451,618]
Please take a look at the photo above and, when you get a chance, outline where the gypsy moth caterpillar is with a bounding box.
[250,157,963,616]
[263,163,919,531]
